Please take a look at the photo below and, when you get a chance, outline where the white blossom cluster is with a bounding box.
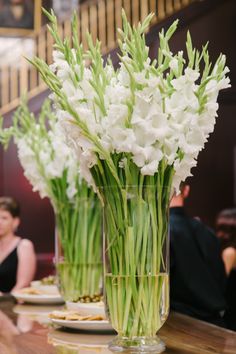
[51,48,230,191]
[30,14,230,192]
[16,118,80,201]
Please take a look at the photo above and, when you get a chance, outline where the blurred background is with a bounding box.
[0,0,235,277]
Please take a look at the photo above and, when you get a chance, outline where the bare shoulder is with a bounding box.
[18,239,35,252]
[222,247,236,259]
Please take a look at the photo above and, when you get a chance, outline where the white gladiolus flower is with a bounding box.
[31,15,231,193]
[9,104,87,203]
[51,45,229,191]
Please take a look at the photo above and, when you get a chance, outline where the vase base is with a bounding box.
[108,336,165,353]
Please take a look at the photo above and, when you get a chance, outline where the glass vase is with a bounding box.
[100,185,170,353]
[57,261,102,302]
[54,194,102,302]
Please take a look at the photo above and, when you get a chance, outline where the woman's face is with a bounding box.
[0,209,19,238]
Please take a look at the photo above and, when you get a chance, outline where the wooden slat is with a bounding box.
[140,0,149,23]
[173,0,182,11]
[31,33,40,89]
[107,0,115,49]
[10,67,18,101]
[182,0,191,5]
[81,4,90,50]
[115,0,122,41]
[149,0,157,24]
[1,67,10,106]
[166,0,174,14]
[19,59,28,97]
[46,27,54,64]
[157,0,165,20]
[37,31,46,85]
[131,0,140,26]
[38,31,46,61]
[123,0,131,24]
[64,18,72,45]
[98,0,106,47]
[29,67,38,90]
[89,4,98,43]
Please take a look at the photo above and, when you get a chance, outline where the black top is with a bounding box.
[0,240,21,293]
[225,269,236,330]
[170,207,226,323]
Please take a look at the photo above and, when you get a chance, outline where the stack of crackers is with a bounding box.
[18,287,44,295]
[49,310,105,321]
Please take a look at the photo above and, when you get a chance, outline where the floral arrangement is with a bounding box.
[29,8,230,349]
[0,101,102,301]
[31,11,230,192]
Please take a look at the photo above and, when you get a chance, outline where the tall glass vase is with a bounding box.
[101,185,170,353]
[54,193,102,302]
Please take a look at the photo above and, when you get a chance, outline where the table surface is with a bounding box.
[0,296,236,354]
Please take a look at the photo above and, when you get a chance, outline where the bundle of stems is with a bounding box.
[97,159,173,337]
[55,182,102,300]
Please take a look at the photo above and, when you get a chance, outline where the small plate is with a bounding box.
[48,329,114,347]
[66,301,106,317]
[30,281,59,295]
[12,291,64,305]
[14,304,64,315]
[14,304,64,325]
[51,318,114,332]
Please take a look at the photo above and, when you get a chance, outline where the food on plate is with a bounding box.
[49,310,105,321]
[75,294,103,303]
[18,287,43,295]
[40,275,56,285]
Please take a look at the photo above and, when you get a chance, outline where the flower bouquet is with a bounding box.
[30,8,230,352]
[0,100,102,302]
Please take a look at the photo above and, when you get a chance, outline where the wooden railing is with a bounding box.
[0,0,196,116]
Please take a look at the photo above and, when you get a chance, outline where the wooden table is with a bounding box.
[0,296,236,354]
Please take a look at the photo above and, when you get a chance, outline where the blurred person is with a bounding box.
[170,183,226,327]
[0,197,36,294]
[216,208,236,330]
[216,208,236,274]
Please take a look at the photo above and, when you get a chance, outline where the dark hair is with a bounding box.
[217,208,236,220]
[216,208,236,250]
[0,197,20,218]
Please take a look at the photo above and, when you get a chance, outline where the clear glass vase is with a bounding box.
[54,194,102,302]
[57,260,102,302]
[100,185,170,353]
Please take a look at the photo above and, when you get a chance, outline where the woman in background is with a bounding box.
[0,197,36,293]
[216,208,236,330]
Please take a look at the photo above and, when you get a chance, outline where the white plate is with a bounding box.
[51,318,114,332]
[13,304,64,325]
[48,329,114,347]
[14,304,64,315]
[66,301,106,317]
[12,291,64,305]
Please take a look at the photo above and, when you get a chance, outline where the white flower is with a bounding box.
[45,24,230,194]
[169,57,179,73]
